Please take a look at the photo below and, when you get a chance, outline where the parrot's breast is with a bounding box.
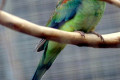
[60,0,106,32]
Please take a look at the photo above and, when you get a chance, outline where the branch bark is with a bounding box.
[101,0,120,8]
[0,11,120,48]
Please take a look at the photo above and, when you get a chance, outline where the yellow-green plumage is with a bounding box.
[32,0,106,80]
[60,0,106,32]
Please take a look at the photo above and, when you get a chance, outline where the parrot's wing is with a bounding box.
[36,0,82,52]
[46,0,82,28]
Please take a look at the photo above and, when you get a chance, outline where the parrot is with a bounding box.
[32,0,106,80]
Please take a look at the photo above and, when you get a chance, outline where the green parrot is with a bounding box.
[32,0,106,80]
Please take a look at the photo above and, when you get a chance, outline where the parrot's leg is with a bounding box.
[74,31,104,42]
[74,31,85,38]
[90,31,104,42]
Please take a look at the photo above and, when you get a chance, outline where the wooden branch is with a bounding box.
[0,11,120,48]
[101,0,120,8]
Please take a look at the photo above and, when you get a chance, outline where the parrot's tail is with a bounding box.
[32,52,61,80]
[32,60,52,80]
[32,49,53,80]
[32,41,65,80]
[32,41,49,80]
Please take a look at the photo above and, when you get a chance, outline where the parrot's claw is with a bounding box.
[74,31,85,38]
[90,31,104,42]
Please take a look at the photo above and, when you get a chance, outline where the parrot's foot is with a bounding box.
[74,31,85,38]
[90,31,104,42]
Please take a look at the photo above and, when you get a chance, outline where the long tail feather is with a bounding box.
[32,41,65,80]
[32,62,52,80]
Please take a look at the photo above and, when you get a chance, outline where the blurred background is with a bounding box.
[0,0,120,80]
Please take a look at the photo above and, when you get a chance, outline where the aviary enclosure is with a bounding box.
[0,0,120,80]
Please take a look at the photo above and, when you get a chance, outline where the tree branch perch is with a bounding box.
[101,0,120,8]
[0,0,120,48]
[0,11,120,48]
